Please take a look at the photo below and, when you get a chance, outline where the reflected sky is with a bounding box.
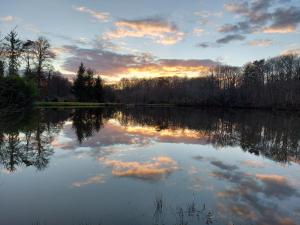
[0,108,300,225]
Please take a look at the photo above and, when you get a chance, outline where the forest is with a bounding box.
[1,28,300,110]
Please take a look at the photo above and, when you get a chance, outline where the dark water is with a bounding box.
[0,107,300,225]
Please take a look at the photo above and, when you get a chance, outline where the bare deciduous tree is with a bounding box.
[32,37,55,88]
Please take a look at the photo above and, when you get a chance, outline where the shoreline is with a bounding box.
[34,101,300,111]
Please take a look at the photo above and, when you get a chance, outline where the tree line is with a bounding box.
[1,28,300,110]
[114,54,300,109]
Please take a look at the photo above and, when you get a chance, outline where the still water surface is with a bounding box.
[0,107,300,225]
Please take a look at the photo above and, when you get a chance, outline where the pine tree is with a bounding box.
[4,30,23,77]
[72,62,86,102]
[94,76,103,102]
[86,68,95,100]
[0,60,4,78]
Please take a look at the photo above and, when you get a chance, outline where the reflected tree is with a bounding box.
[0,108,69,172]
[117,107,300,164]
[72,108,113,144]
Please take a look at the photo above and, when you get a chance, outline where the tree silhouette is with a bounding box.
[3,29,23,77]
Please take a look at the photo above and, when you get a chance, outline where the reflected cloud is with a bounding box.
[192,155,204,161]
[72,174,106,188]
[241,159,266,168]
[210,160,238,171]
[101,156,179,181]
[122,124,209,144]
[212,165,299,225]
[255,173,299,200]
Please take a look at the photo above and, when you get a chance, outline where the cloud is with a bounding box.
[281,47,300,55]
[216,34,246,44]
[61,45,218,80]
[263,7,300,33]
[255,173,299,199]
[193,28,204,36]
[210,160,239,171]
[218,22,251,33]
[224,2,249,15]
[221,0,300,35]
[212,167,299,225]
[105,16,185,45]
[73,5,110,22]
[241,159,266,168]
[247,39,273,47]
[196,42,221,48]
[196,42,211,48]
[263,26,295,33]
[72,174,106,187]
[0,15,14,22]
[192,156,204,161]
[101,156,179,181]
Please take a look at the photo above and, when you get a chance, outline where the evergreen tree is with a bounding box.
[86,68,95,100]
[72,62,86,102]
[94,76,103,102]
[4,30,23,77]
[0,60,4,78]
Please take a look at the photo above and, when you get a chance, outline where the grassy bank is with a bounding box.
[34,101,300,111]
[35,102,176,108]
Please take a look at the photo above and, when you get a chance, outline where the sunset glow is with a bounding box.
[1,0,299,82]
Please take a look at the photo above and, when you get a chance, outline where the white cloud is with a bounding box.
[0,15,14,22]
[73,5,110,22]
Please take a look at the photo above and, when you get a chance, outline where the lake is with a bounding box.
[0,107,300,225]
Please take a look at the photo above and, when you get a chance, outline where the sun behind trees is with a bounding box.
[114,54,300,109]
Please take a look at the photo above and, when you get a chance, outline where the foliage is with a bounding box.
[0,76,38,110]
[72,63,104,102]
[3,29,23,77]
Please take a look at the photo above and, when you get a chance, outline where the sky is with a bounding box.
[0,0,300,81]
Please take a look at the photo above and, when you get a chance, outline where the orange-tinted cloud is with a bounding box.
[101,156,179,180]
[72,174,106,187]
[62,45,218,81]
[105,17,185,45]
[241,159,266,168]
[263,25,295,34]
[255,173,286,184]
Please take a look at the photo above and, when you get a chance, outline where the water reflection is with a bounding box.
[0,107,300,225]
[1,107,300,170]
[0,109,69,172]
